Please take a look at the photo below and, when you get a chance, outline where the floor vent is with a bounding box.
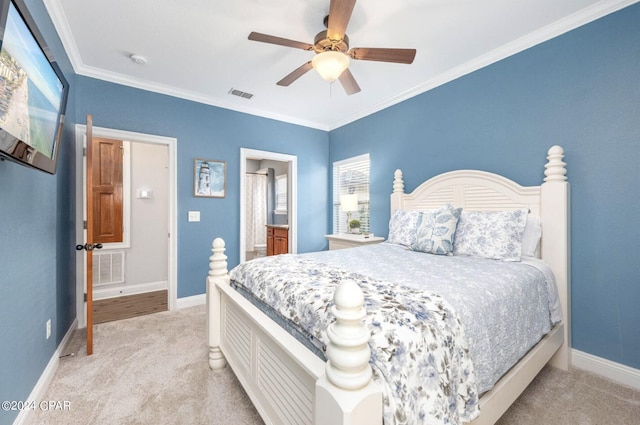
[229,88,254,99]
[93,250,125,286]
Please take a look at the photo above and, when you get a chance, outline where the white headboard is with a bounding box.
[389,145,571,369]
[391,169,542,216]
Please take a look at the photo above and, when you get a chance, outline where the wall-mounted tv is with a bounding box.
[0,0,69,174]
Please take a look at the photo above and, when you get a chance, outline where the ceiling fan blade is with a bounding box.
[327,0,356,41]
[277,61,314,86]
[338,68,361,95]
[349,47,416,64]
[248,32,313,51]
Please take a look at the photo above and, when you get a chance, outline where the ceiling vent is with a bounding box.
[229,88,254,100]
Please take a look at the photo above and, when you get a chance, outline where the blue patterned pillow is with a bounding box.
[453,209,528,261]
[388,205,453,247]
[387,210,421,246]
[411,207,462,255]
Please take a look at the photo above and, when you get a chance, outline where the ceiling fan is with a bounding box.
[248,0,416,95]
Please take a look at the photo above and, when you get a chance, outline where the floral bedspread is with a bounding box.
[230,254,480,425]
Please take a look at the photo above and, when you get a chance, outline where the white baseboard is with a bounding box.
[572,349,640,390]
[13,318,78,425]
[176,293,206,309]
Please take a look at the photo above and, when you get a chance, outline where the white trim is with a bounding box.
[13,319,78,425]
[572,349,640,391]
[333,152,370,167]
[176,294,206,309]
[240,148,298,263]
[44,0,637,131]
[93,280,168,300]
[75,124,178,328]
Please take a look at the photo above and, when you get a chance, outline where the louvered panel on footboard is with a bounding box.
[257,341,314,425]
[220,292,317,425]
[223,302,251,371]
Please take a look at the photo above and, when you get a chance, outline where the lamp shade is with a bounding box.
[312,51,350,83]
[340,194,358,212]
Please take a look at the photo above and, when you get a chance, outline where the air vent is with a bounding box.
[93,250,125,286]
[229,88,254,100]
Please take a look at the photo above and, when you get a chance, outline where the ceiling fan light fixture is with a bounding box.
[312,51,350,83]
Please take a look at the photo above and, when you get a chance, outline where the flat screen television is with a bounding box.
[0,0,69,174]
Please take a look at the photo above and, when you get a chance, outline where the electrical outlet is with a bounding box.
[46,319,51,339]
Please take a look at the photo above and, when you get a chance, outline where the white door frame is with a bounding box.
[240,148,297,263]
[74,124,178,327]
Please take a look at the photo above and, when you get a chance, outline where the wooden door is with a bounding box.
[266,227,274,256]
[82,116,124,355]
[85,114,95,355]
[274,228,288,255]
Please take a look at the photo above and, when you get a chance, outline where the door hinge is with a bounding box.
[83,147,86,157]
[83,220,87,229]
[83,293,87,302]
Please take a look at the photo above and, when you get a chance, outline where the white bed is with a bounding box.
[206,145,570,425]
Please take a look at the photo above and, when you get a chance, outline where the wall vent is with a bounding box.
[229,88,254,100]
[93,250,125,286]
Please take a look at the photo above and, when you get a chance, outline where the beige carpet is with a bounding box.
[28,305,263,425]
[28,305,639,425]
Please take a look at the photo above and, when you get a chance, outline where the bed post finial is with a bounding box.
[544,145,567,182]
[391,169,405,213]
[325,281,372,390]
[209,237,228,278]
[315,281,382,425]
[393,169,404,193]
[207,237,228,370]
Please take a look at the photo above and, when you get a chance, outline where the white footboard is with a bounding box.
[207,238,382,425]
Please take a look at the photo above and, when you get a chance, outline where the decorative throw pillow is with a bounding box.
[387,210,421,246]
[411,207,462,255]
[387,204,453,247]
[453,209,529,261]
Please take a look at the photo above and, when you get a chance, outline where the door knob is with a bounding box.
[75,243,103,251]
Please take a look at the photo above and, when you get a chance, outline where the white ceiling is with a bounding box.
[44,0,634,130]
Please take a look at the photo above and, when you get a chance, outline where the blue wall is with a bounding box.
[329,4,640,370]
[0,1,76,424]
[73,77,329,297]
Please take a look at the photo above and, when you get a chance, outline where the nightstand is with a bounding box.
[325,234,385,251]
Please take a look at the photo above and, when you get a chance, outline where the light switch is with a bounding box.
[137,189,153,199]
[188,211,200,222]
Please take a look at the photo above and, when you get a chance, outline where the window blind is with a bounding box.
[332,153,370,234]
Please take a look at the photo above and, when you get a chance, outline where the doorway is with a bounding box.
[240,148,297,263]
[75,125,178,328]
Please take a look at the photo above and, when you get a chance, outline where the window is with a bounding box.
[332,153,370,234]
[275,174,287,214]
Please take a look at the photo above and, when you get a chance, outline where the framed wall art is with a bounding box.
[194,159,226,198]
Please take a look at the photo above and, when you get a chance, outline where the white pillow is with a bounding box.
[453,209,529,261]
[521,215,542,258]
